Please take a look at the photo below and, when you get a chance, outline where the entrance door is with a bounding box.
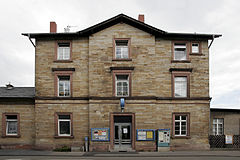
[114,123,131,150]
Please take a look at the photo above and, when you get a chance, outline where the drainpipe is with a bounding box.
[208,35,215,49]
[28,34,36,48]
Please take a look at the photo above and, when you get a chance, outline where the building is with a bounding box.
[209,108,240,148]
[0,14,221,151]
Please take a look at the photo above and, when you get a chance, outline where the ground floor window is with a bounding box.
[172,113,190,138]
[213,118,224,135]
[2,113,20,137]
[55,113,73,137]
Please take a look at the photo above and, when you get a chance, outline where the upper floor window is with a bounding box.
[191,43,199,53]
[213,118,224,135]
[116,75,129,97]
[58,76,70,97]
[114,39,130,59]
[173,43,187,60]
[174,77,187,97]
[57,42,71,60]
[171,71,190,98]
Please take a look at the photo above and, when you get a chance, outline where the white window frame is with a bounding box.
[174,43,187,60]
[58,76,70,97]
[213,118,224,135]
[58,116,71,136]
[191,43,199,53]
[6,116,18,136]
[175,115,187,136]
[174,76,187,98]
[115,75,129,97]
[115,40,129,59]
[57,43,70,60]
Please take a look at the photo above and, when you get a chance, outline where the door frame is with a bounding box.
[110,112,135,150]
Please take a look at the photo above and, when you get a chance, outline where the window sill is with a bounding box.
[189,53,204,56]
[172,136,191,139]
[172,97,190,100]
[112,59,132,61]
[54,135,74,139]
[53,60,73,63]
[2,135,20,138]
[171,60,191,63]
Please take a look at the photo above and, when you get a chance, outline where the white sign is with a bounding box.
[123,128,128,134]
[225,135,233,144]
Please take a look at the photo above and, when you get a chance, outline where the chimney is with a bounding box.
[50,21,57,33]
[138,14,144,23]
[6,83,14,90]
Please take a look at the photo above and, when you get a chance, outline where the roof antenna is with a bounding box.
[64,25,77,32]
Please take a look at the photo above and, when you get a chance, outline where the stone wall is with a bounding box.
[210,110,240,135]
[0,104,35,149]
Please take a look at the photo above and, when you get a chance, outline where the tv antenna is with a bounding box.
[64,25,77,32]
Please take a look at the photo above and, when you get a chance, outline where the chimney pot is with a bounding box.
[6,83,14,90]
[138,14,144,23]
[50,21,57,33]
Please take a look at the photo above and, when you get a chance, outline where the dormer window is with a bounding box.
[114,39,130,60]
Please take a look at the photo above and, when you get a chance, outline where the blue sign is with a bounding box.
[120,98,125,109]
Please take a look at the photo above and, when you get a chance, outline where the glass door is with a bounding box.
[114,123,131,149]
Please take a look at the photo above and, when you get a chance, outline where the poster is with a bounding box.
[91,128,109,141]
[146,131,153,139]
[225,135,233,144]
[137,129,155,141]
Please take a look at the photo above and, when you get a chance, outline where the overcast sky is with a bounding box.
[0,0,239,109]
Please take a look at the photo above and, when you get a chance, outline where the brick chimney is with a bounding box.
[138,14,144,23]
[50,21,57,33]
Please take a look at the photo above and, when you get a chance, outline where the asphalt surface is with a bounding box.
[0,150,240,160]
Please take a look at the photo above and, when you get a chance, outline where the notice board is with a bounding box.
[91,128,110,141]
[136,129,155,141]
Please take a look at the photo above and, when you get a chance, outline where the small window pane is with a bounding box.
[59,121,70,135]
[59,115,70,119]
[6,115,17,119]
[192,43,199,53]
[7,121,18,134]
[117,75,128,80]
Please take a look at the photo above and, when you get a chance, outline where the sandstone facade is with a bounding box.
[1,14,220,151]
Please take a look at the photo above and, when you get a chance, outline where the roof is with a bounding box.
[22,14,221,40]
[0,87,35,98]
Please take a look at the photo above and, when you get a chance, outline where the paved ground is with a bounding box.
[0,150,240,160]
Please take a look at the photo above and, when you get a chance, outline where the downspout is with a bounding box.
[28,34,36,48]
[208,35,215,49]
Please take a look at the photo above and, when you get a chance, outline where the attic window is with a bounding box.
[114,39,130,59]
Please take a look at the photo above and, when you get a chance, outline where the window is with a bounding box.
[114,39,130,59]
[55,41,72,61]
[173,43,187,60]
[173,113,190,137]
[172,72,190,98]
[191,43,199,53]
[6,115,18,135]
[116,75,129,97]
[190,42,201,54]
[58,76,70,97]
[213,118,224,135]
[112,70,132,97]
[2,113,20,137]
[174,77,187,97]
[55,113,73,137]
